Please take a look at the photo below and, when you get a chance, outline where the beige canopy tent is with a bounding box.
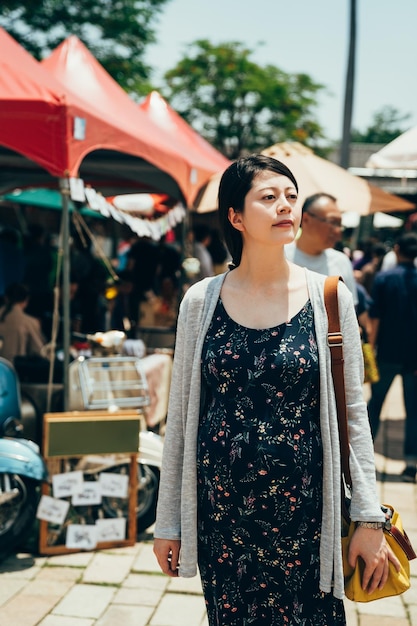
[195,142,415,214]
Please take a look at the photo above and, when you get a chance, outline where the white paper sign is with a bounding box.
[66,524,97,550]
[69,177,85,202]
[52,471,84,499]
[71,481,102,506]
[96,517,127,542]
[73,116,86,140]
[36,495,70,525]
[99,472,129,499]
[84,187,100,209]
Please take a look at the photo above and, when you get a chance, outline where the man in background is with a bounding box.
[367,232,417,482]
[285,192,357,305]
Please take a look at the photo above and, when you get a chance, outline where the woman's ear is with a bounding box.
[228,207,244,232]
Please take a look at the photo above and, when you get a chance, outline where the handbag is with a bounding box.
[361,339,379,384]
[324,275,416,602]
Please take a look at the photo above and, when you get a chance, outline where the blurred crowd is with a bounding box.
[0,204,416,481]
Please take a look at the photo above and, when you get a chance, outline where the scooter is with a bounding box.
[0,356,48,559]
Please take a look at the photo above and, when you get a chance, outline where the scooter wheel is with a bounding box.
[136,464,160,535]
[0,474,39,561]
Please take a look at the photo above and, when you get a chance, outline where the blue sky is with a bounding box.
[145,0,416,141]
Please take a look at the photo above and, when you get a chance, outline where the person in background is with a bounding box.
[207,228,231,274]
[23,223,54,328]
[192,224,215,280]
[285,192,358,305]
[127,236,161,325]
[70,231,108,333]
[367,232,417,482]
[154,155,394,626]
[0,283,46,364]
[356,242,387,296]
[109,269,135,335]
[0,228,25,305]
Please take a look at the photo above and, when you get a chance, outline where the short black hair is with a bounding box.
[396,232,417,260]
[193,224,212,243]
[218,154,298,267]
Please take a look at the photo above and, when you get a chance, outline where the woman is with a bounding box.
[0,282,45,364]
[154,155,396,625]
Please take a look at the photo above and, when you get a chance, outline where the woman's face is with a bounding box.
[228,170,300,249]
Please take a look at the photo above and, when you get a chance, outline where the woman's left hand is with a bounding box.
[348,526,401,594]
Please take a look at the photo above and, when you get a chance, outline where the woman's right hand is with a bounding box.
[153,538,181,577]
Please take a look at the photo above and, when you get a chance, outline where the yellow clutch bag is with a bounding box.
[362,342,379,384]
[342,504,415,602]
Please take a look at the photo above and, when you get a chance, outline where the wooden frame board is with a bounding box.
[38,411,141,556]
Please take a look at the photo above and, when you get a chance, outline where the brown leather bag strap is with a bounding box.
[388,527,417,560]
[324,275,352,488]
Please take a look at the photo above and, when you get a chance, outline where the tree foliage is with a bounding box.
[0,0,169,90]
[351,106,411,144]
[161,40,325,158]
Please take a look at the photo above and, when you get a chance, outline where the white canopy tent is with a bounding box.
[366,126,417,170]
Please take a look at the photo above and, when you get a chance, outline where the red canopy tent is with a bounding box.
[0,29,194,202]
[0,28,194,404]
[41,36,229,206]
[139,91,230,206]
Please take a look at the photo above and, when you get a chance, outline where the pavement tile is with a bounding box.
[113,586,163,606]
[46,552,95,568]
[52,583,116,619]
[82,553,135,584]
[344,599,359,626]
[102,544,142,557]
[167,575,204,594]
[150,592,207,626]
[200,614,209,626]
[95,605,154,626]
[409,605,417,626]
[0,578,27,606]
[21,577,75,597]
[0,592,63,626]
[122,572,168,591]
[39,617,95,626]
[359,618,409,626]
[37,565,83,582]
[132,543,161,573]
[356,594,407,617]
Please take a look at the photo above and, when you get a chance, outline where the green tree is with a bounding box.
[161,40,325,159]
[351,106,411,144]
[0,0,169,90]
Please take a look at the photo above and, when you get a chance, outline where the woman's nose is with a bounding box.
[276,196,292,212]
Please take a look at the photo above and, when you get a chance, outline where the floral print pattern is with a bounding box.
[197,299,345,625]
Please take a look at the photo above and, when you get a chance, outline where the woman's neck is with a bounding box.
[231,248,290,289]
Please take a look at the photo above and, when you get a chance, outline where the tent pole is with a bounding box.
[60,177,71,411]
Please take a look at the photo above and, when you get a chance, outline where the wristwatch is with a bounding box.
[356,521,384,529]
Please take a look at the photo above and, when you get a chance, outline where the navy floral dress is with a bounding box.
[197,299,346,626]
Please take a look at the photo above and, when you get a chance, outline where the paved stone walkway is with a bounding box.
[0,377,415,625]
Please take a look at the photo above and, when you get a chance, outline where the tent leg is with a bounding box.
[60,178,71,411]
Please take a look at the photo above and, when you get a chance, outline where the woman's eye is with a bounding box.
[288,194,298,201]
[264,194,275,200]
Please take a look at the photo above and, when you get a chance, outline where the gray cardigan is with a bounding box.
[154,269,384,599]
